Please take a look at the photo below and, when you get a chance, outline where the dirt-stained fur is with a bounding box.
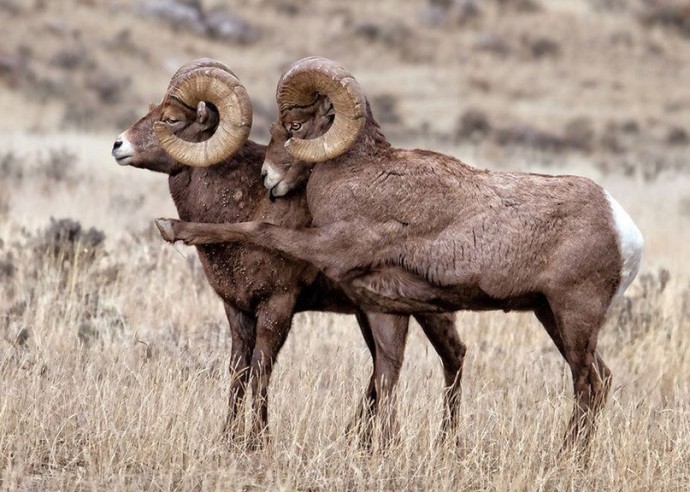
[156,57,644,449]
[113,59,464,446]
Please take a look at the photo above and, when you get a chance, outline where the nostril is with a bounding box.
[260,168,268,179]
[113,138,122,151]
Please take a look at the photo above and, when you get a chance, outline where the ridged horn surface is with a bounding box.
[276,56,366,163]
[153,59,252,167]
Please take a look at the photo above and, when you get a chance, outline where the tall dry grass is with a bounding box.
[1,0,689,488]
[1,139,689,490]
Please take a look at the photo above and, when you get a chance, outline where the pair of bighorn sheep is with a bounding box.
[118,56,645,449]
[112,59,464,447]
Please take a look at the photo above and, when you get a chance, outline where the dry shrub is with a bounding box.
[0,217,125,355]
[39,148,77,184]
[352,21,412,48]
[666,126,689,145]
[34,217,105,265]
[472,33,560,59]
[205,6,261,44]
[345,19,433,62]
[493,123,567,151]
[2,300,26,334]
[454,112,599,151]
[639,153,689,181]
[0,184,9,219]
[4,39,139,130]
[588,0,643,11]
[371,94,402,125]
[85,71,131,106]
[274,0,301,16]
[77,291,127,347]
[419,0,482,27]
[455,108,492,142]
[612,268,671,343]
[473,32,512,56]
[638,0,690,36]
[61,65,138,129]
[495,0,542,12]
[138,0,207,34]
[526,36,561,58]
[103,29,152,62]
[0,50,34,89]
[137,0,260,43]
[0,0,21,15]
[600,122,626,153]
[50,45,95,71]
[1,152,23,182]
[0,252,15,282]
[562,117,595,151]
[0,148,80,187]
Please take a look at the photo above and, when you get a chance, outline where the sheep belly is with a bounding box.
[347,265,542,314]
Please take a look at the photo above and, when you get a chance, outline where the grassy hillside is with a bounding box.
[1,0,689,489]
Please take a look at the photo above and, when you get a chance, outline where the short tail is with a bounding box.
[605,192,644,297]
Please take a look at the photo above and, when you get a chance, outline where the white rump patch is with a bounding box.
[605,191,644,297]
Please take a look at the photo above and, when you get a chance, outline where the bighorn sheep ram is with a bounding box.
[156,57,644,447]
[112,59,465,445]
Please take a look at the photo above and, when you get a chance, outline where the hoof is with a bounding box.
[155,218,176,243]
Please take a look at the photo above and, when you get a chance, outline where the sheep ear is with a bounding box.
[196,101,209,124]
[322,98,334,117]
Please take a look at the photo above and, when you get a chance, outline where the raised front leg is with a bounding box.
[222,303,256,441]
[155,218,399,282]
[247,292,298,449]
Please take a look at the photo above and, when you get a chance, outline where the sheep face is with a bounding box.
[112,97,220,175]
[261,95,334,197]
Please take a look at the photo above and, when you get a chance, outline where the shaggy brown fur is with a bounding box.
[113,61,465,446]
[156,58,644,448]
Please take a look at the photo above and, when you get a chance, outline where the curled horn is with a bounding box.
[153,58,252,167]
[276,57,366,163]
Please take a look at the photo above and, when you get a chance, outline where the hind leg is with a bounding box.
[534,299,565,358]
[348,311,378,438]
[353,312,409,446]
[414,313,465,436]
[545,288,613,449]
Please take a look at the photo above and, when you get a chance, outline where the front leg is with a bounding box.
[155,218,400,282]
[247,292,298,449]
[413,312,466,440]
[222,303,256,441]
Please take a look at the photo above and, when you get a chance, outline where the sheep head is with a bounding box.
[261,57,366,196]
[112,58,253,173]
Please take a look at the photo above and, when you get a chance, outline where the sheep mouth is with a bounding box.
[269,184,280,199]
[269,182,290,198]
[114,155,132,166]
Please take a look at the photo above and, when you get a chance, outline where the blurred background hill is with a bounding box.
[2,0,689,268]
[1,3,689,488]
[1,0,689,168]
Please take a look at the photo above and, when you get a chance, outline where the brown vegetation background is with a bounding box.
[1,0,689,489]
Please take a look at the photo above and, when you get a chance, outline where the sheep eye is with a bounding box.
[164,117,179,124]
[289,122,302,131]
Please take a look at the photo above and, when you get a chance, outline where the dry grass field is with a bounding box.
[1,0,690,489]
